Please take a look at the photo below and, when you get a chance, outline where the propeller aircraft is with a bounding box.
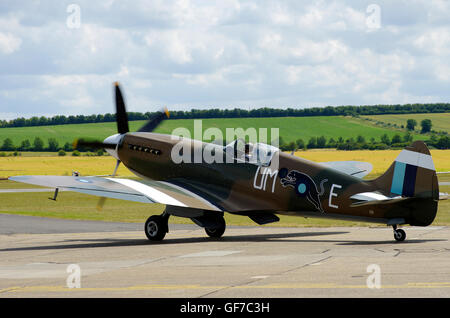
[10,83,446,242]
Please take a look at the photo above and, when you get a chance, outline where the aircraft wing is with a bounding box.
[9,176,222,212]
[320,161,373,179]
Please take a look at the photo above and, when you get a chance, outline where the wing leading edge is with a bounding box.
[9,176,222,212]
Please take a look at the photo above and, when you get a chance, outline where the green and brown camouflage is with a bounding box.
[117,132,439,228]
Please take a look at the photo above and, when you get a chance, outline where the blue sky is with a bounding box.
[0,0,449,119]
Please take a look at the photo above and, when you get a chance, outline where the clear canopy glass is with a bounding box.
[224,139,279,166]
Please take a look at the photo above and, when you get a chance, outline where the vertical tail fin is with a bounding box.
[376,141,438,199]
[374,141,438,226]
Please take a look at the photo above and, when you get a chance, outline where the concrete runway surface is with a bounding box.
[0,214,449,298]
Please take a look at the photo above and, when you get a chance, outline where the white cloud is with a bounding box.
[0,32,22,54]
[0,0,449,119]
[413,27,450,55]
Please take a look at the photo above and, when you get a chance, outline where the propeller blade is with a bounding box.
[112,159,121,176]
[137,107,170,133]
[73,138,117,150]
[115,82,129,134]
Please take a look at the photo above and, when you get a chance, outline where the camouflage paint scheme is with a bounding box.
[118,132,439,227]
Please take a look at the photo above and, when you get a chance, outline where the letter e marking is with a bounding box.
[329,184,342,209]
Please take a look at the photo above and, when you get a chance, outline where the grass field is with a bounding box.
[0,115,426,148]
[362,113,450,133]
[0,150,449,227]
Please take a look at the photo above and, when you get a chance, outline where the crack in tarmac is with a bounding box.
[198,254,334,298]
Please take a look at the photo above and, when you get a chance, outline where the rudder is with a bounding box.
[376,141,438,200]
[374,141,439,226]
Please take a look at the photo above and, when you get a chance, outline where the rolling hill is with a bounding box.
[0,115,427,149]
[362,113,450,133]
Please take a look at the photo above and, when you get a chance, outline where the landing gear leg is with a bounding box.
[144,212,169,241]
[392,225,406,242]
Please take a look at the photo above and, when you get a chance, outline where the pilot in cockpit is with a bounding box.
[244,143,253,158]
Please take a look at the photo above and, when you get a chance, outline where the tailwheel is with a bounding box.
[205,217,226,238]
[145,214,169,241]
[393,226,406,242]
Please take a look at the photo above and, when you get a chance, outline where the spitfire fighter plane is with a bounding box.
[10,83,445,242]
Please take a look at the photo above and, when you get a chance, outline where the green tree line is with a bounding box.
[1,103,449,128]
[0,137,73,152]
[279,133,450,151]
[2,132,449,152]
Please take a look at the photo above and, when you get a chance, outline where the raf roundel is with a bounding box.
[297,183,307,194]
[293,175,311,197]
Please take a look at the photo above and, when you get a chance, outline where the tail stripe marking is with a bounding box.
[402,164,418,197]
[396,149,435,171]
[391,161,406,195]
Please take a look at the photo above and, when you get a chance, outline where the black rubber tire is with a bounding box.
[205,217,226,238]
[394,228,406,242]
[144,215,167,241]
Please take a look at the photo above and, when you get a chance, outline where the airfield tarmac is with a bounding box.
[0,214,449,298]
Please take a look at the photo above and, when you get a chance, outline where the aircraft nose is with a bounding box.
[103,133,122,159]
[104,133,121,145]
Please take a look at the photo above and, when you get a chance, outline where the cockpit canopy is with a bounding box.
[224,139,279,166]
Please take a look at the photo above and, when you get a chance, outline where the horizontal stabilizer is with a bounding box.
[320,161,373,179]
[350,191,411,207]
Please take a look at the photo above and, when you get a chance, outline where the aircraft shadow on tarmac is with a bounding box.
[0,231,446,252]
[335,239,447,246]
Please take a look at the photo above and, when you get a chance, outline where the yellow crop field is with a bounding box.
[295,149,450,177]
[0,156,134,178]
[1,149,449,179]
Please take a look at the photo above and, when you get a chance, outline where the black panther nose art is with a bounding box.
[279,168,324,213]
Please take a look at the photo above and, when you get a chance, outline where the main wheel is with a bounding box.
[144,215,168,241]
[394,228,406,242]
[205,217,226,238]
